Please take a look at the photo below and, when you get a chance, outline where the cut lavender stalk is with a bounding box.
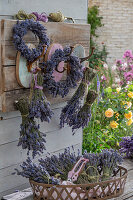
[15,157,59,184]
[71,90,98,132]
[29,72,53,122]
[15,97,46,158]
[60,67,96,128]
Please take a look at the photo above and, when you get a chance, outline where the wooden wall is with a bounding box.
[0,0,89,197]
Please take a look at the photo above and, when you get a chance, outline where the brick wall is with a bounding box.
[89,0,133,65]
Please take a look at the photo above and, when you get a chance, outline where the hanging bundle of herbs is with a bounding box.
[60,68,97,131]
[15,97,46,158]
[29,72,53,122]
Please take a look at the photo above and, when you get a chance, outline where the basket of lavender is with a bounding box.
[15,148,127,200]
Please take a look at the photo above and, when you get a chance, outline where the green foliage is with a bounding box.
[88,6,103,37]
[88,6,108,68]
[83,84,133,154]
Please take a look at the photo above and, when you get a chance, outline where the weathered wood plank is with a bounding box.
[0,0,88,20]
[0,127,82,169]
[1,21,90,66]
[0,20,2,110]
[0,107,67,145]
[1,84,80,112]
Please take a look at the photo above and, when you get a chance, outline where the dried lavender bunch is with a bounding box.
[15,157,59,184]
[15,97,46,158]
[15,148,80,184]
[42,47,83,98]
[119,135,133,159]
[71,90,98,132]
[60,81,87,128]
[60,67,96,128]
[39,147,80,181]
[29,73,53,122]
[99,149,123,181]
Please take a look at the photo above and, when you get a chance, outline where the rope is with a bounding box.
[15,10,37,21]
[32,12,48,22]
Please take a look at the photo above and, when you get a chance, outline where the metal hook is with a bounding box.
[55,46,74,73]
[80,47,95,63]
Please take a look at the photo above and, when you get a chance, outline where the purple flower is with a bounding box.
[116,59,122,66]
[123,50,133,59]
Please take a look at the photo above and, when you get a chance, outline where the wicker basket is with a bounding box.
[30,166,127,200]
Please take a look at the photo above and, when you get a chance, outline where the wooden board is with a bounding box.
[0,0,88,20]
[0,19,90,112]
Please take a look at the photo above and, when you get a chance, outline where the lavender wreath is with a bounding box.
[42,47,83,98]
[13,19,50,62]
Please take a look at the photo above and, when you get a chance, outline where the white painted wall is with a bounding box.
[0,0,88,197]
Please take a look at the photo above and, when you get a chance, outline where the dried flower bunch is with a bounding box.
[15,148,122,184]
[13,19,50,62]
[15,97,46,158]
[60,68,97,132]
[42,46,83,98]
[29,72,53,122]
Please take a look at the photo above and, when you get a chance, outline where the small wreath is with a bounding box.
[42,47,83,97]
[13,19,50,62]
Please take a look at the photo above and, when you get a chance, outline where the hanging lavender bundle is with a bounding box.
[29,72,53,122]
[71,90,98,132]
[60,68,96,128]
[15,97,46,158]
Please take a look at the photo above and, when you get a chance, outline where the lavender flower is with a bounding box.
[42,48,83,98]
[71,90,97,132]
[15,148,80,183]
[60,68,96,129]
[29,73,53,122]
[15,97,46,158]
[13,19,50,62]
[119,135,133,158]
[15,157,59,184]
[99,149,123,181]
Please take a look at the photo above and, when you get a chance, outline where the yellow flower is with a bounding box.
[125,101,132,109]
[105,108,114,118]
[116,87,121,93]
[124,111,132,119]
[128,92,133,98]
[126,119,133,126]
[110,121,119,128]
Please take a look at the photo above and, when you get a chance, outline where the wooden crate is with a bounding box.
[0,19,90,112]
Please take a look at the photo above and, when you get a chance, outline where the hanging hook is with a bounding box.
[55,46,74,73]
[80,47,95,63]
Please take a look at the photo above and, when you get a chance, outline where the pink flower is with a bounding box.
[124,71,133,81]
[123,50,133,59]
[101,75,107,81]
[116,59,122,66]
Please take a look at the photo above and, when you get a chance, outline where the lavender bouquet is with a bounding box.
[71,90,98,132]
[15,97,46,158]
[60,67,96,131]
[119,135,133,159]
[15,148,80,183]
[15,157,59,184]
[29,72,53,122]
[99,149,123,181]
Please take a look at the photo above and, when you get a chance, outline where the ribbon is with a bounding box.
[33,74,43,90]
